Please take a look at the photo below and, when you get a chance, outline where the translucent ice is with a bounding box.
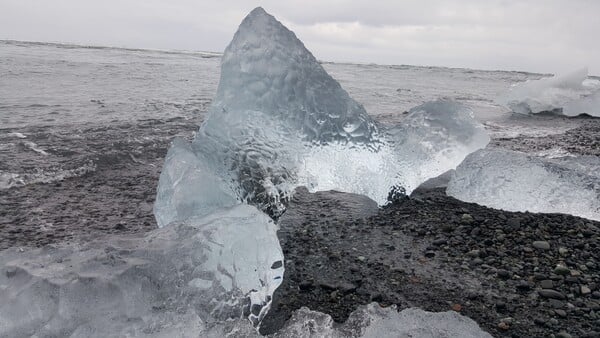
[447,149,600,221]
[154,138,239,227]
[0,204,283,336]
[154,8,489,225]
[497,68,600,116]
[563,90,600,117]
[273,303,492,338]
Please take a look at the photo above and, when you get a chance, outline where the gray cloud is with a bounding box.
[1,0,599,74]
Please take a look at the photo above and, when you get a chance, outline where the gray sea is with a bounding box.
[0,40,588,190]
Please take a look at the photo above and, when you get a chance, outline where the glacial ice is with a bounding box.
[447,149,600,221]
[563,90,600,117]
[273,303,492,338]
[0,204,283,336]
[497,68,600,116]
[154,7,489,226]
[154,138,239,227]
[0,226,491,338]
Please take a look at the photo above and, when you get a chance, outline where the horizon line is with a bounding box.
[0,38,562,77]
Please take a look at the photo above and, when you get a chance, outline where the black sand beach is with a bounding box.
[1,117,600,337]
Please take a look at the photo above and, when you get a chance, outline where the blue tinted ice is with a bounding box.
[0,204,283,336]
[154,8,489,226]
[447,149,600,221]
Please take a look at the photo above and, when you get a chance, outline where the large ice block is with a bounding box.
[447,149,600,221]
[0,204,283,336]
[154,7,489,224]
[497,68,600,116]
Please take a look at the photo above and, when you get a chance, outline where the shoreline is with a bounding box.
[261,188,600,337]
[1,118,599,337]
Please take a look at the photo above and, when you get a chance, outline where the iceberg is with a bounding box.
[497,68,600,116]
[447,149,600,221]
[0,204,283,336]
[154,7,489,226]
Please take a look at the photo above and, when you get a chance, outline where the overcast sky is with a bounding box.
[2,0,599,74]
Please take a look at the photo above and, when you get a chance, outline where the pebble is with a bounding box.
[516,280,532,291]
[554,309,567,317]
[532,241,550,250]
[507,218,520,228]
[497,269,512,279]
[497,321,510,330]
[460,213,474,225]
[540,280,554,289]
[539,289,566,300]
[467,249,480,258]
[556,331,573,338]
[554,264,571,276]
[299,280,314,291]
[581,286,592,295]
[432,238,447,246]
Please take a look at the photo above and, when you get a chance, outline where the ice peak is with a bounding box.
[215,7,376,143]
[247,6,268,17]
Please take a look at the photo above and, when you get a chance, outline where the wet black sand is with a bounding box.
[0,118,197,249]
[1,117,600,337]
[261,187,600,337]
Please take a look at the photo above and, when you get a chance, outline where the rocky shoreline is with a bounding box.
[1,118,599,337]
[261,187,600,338]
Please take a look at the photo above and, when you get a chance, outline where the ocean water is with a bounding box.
[1,39,539,129]
[0,40,586,190]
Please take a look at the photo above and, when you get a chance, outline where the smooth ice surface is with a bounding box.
[0,204,283,336]
[154,138,239,227]
[273,303,492,338]
[154,8,489,225]
[497,68,600,116]
[447,149,600,221]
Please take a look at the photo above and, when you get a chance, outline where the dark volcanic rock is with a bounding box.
[538,289,566,300]
[261,187,600,338]
[3,116,600,338]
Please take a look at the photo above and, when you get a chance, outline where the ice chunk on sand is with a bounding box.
[0,239,491,338]
[497,68,600,116]
[155,7,488,224]
[0,204,283,336]
[273,303,491,338]
[447,149,600,221]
